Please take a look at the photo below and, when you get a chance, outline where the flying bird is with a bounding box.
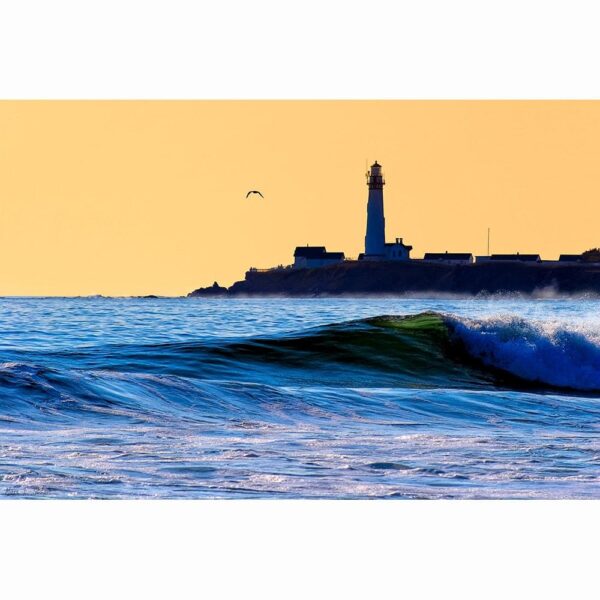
[246,190,264,198]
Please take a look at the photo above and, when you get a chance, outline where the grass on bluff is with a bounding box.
[582,248,600,262]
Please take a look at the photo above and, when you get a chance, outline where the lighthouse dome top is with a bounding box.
[371,161,381,168]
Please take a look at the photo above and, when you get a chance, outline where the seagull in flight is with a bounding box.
[246,190,264,198]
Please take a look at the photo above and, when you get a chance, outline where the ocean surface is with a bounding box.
[0,296,599,499]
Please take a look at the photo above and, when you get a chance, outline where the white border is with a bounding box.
[1,0,600,98]
[1,500,598,599]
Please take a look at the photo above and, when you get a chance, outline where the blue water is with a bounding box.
[0,296,599,498]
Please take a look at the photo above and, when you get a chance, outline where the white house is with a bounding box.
[477,253,541,263]
[384,238,413,260]
[423,252,473,264]
[293,246,345,269]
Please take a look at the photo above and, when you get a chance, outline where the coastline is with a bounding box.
[189,260,600,298]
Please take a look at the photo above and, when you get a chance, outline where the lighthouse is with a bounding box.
[364,161,386,257]
[362,160,412,261]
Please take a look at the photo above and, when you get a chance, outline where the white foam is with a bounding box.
[448,315,600,391]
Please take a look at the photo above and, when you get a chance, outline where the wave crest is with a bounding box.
[2,312,600,401]
[447,315,600,391]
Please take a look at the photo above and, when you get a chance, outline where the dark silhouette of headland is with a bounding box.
[190,162,600,298]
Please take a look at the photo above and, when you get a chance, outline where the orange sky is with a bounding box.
[0,100,599,296]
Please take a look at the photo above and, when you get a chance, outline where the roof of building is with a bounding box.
[490,254,540,261]
[385,238,412,250]
[371,161,381,168]
[559,254,582,261]
[424,252,473,260]
[294,246,344,260]
[294,246,327,258]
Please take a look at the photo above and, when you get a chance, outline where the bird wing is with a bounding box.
[257,191,264,198]
[246,191,252,198]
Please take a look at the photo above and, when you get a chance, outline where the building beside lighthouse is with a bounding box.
[361,161,412,261]
[293,246,345,268]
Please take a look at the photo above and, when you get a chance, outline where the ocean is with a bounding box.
[0,296,598,499]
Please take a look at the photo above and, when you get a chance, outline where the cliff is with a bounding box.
[188,261,600,297]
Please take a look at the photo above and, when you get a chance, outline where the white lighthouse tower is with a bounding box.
[364,161,386,257]
[363,160,412,261]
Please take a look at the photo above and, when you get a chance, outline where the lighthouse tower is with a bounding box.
[364,161,386,257]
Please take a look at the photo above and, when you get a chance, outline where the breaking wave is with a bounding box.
[447,314,600,391]
[96,311,600,392]
[2,312,600,429]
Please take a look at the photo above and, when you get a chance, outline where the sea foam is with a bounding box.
[448,314,600,391]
